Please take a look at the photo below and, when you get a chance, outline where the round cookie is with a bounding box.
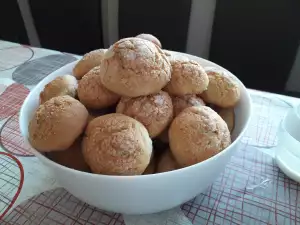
[163,50,172,57]
[47,137,90,172]
[116,91,173,138]
[40,75,78,104]
[100,38,171,97]
[29,96,89,152]
[218,108,235,133]
[77,66,120,109]
[156,150,179,173]
[136,33,162,48]
[200,67,241,107]
[172,94,205,117]
[73,49,106,79]
[157,93,205,143]
[82,113,152,175]
[163,56,209,96]
[169,106,231,167]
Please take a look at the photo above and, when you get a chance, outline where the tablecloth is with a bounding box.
[0,40,299,225]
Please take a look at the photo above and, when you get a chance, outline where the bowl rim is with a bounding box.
[19,51,252,180]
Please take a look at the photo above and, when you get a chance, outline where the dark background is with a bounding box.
[1,0,300,95]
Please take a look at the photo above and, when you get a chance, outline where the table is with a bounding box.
[0,40,299,225]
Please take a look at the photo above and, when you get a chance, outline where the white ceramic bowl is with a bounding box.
[19,51,252,215]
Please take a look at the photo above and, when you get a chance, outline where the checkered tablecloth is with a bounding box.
[0,40,299,225]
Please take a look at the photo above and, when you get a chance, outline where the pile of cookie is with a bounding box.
[28,34,241,175]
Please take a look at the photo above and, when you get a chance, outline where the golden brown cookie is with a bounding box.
[77,66,120,109]
[136,33,162,48]
[40,75,78,104]
[218,108,235,133]
[163,50,172,57]
[47,137,90,172]
[156,150,179,173]
[100,38,171,97]
[172,94,205,117]
[169,106,231,167]
[29,96,89,152]
[82,113,152,175]
[163,56,209,96]
[73,49,106,79]
[200,67,241,108]
[116,91,173,138]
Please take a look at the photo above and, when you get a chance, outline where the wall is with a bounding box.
[2,0,300,95]
[285,45,300,94]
